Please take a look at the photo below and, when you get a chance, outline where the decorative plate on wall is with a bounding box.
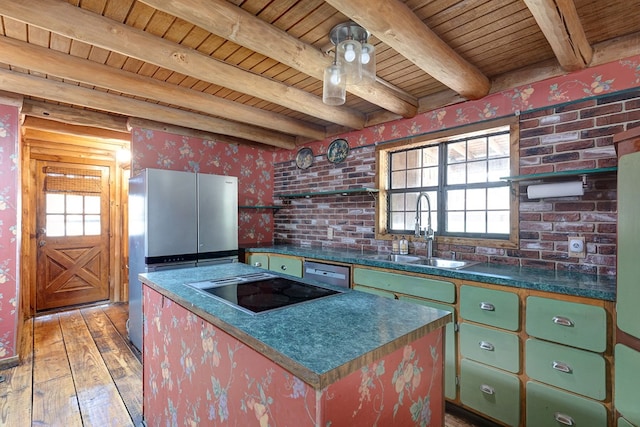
[327,138,349,164]
[295,147,314,169]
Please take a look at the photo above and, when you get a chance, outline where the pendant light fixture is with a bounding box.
[322,21,376,105]
[322,49,347,105]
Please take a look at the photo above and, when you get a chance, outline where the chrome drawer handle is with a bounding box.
[552,316,574,327]
[554,412,575,426]
[280,265,287,271]
[253,262,262,267]
[480,384,495,395]
[552,361,573,374]
[479,341,495,351]
[479,302,495,311]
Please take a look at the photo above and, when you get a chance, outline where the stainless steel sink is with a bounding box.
[365,254,477,269]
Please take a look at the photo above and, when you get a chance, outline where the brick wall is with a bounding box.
[274,89,640,276]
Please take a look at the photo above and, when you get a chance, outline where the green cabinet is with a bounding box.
[526,296,606,353]
[525,338,606,401]
[526,381,607,427]
[617,151,640,339]
[618,417,635,427]
[353,267,455,303]
[615,344,640,425]
[460,359,520,426]
[246,253,269,269]
[268,255,303,277]
[460,285,519,331]
[459,323,520,373]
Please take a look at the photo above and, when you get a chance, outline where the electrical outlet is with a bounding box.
[327,227,333,239]
[568,236,585,258]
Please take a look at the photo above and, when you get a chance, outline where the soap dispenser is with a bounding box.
[392,236,399,254]
[399,236,408,255]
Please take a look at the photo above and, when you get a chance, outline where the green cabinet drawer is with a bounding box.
[354,285,395,298]
[525,296,606,352]
[525,339,606,400]
[268,255,302,277]
[618,417,635,427]
[460,358,521,426]
[460,323,520,373]
[460,285,519,331]
[399,296,457,400]
[615,344,640,425]
[526,381,607,427]
[353,267,455,303]
[247,253,269,269]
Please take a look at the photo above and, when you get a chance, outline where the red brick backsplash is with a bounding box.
[274,90,640,276]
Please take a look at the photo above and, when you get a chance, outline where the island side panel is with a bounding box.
[320,329,444,427]
[142,286,318,426]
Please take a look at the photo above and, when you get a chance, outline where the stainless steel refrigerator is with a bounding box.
[128,168,238,351]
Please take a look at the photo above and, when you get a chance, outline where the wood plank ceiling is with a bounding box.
[0,0,639,150]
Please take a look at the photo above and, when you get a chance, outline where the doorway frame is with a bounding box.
[21,133,129,317]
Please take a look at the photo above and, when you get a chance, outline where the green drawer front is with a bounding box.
[526,381,607,427]
[460,285,519,331]
[247,254,269,269]
[460,359,521,426]
[353,268,455,303]
[525,296,606,352]
[525,339,606,400]
[615,344,640,425]
[618,417,635,427]
[399,296,457,400]
[269,255,302,277]
[354,285,395,298]
[460,323,520,373]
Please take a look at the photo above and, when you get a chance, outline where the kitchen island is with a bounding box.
[139,263,451,426]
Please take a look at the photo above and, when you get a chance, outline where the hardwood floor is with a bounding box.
[0,303,490,426]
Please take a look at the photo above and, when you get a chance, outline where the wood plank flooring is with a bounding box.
[0,303,489,427]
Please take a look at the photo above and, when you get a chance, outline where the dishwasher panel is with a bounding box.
[304,261,350,288]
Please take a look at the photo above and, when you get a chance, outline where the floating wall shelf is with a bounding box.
[501,166,617,182]
[275,187,379,199]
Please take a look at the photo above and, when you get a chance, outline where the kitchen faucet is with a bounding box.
[415,192,434,259]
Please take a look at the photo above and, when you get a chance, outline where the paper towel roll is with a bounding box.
[527,181,584,199]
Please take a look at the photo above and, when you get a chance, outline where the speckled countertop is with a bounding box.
[245,245,617,301]
[139,262,451,389]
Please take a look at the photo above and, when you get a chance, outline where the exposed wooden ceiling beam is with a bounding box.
[325,0,491,100]
[22,100,129,134]
[0,0,366,130]
[0,69,297,149]
[523,0,593,71]
[0,36,325,141]
[139,0,418,118]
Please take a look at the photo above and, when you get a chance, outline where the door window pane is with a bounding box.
[46,215,65,237]
[85,215,101,235]
[67,195,84,214]
[45,193,102,237]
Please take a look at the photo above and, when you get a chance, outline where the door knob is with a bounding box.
[38,240,46,247]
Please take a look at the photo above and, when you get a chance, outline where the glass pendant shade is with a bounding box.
[337,39,362,84]
[322,62,346,105]
[360,42,376,85]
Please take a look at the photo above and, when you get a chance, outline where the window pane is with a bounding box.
[488,187,510,210]
[447,142,466,163]
[391,212,405,230]
[67,195,83,214]
[467,160,488,183]
[46,214,65,236]
[85,215,101,235]
[488,158,510,181]
[407,150,421,169]
[488,211,510,234]
[46,194,65,214]
[391,171,406,188]
[488,134,510,158]
[467,189,486,210]
[467,137,487,160]
[448,163,466,185]
[422,166,438,186]
[67,215,83,236]
[447,189,465,210]
[85,196,100,214]
[406,169,421,188]
[422,146,439,167]
[466,211,486,233]
[447,212,464,232]
[391,193,405,211]
[391,152,406,170]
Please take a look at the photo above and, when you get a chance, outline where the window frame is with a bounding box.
[375,117,519,249]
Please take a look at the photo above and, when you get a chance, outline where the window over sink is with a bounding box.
[375,117,519,249]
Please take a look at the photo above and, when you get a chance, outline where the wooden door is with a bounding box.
[36,162,111,311]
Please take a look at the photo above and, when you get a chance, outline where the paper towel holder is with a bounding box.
[526,176,587,199]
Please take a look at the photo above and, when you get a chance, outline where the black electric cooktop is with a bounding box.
[186,272,343,314]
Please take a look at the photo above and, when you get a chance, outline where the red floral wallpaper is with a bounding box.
[143,285,444,426]
[130,127,275,245]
